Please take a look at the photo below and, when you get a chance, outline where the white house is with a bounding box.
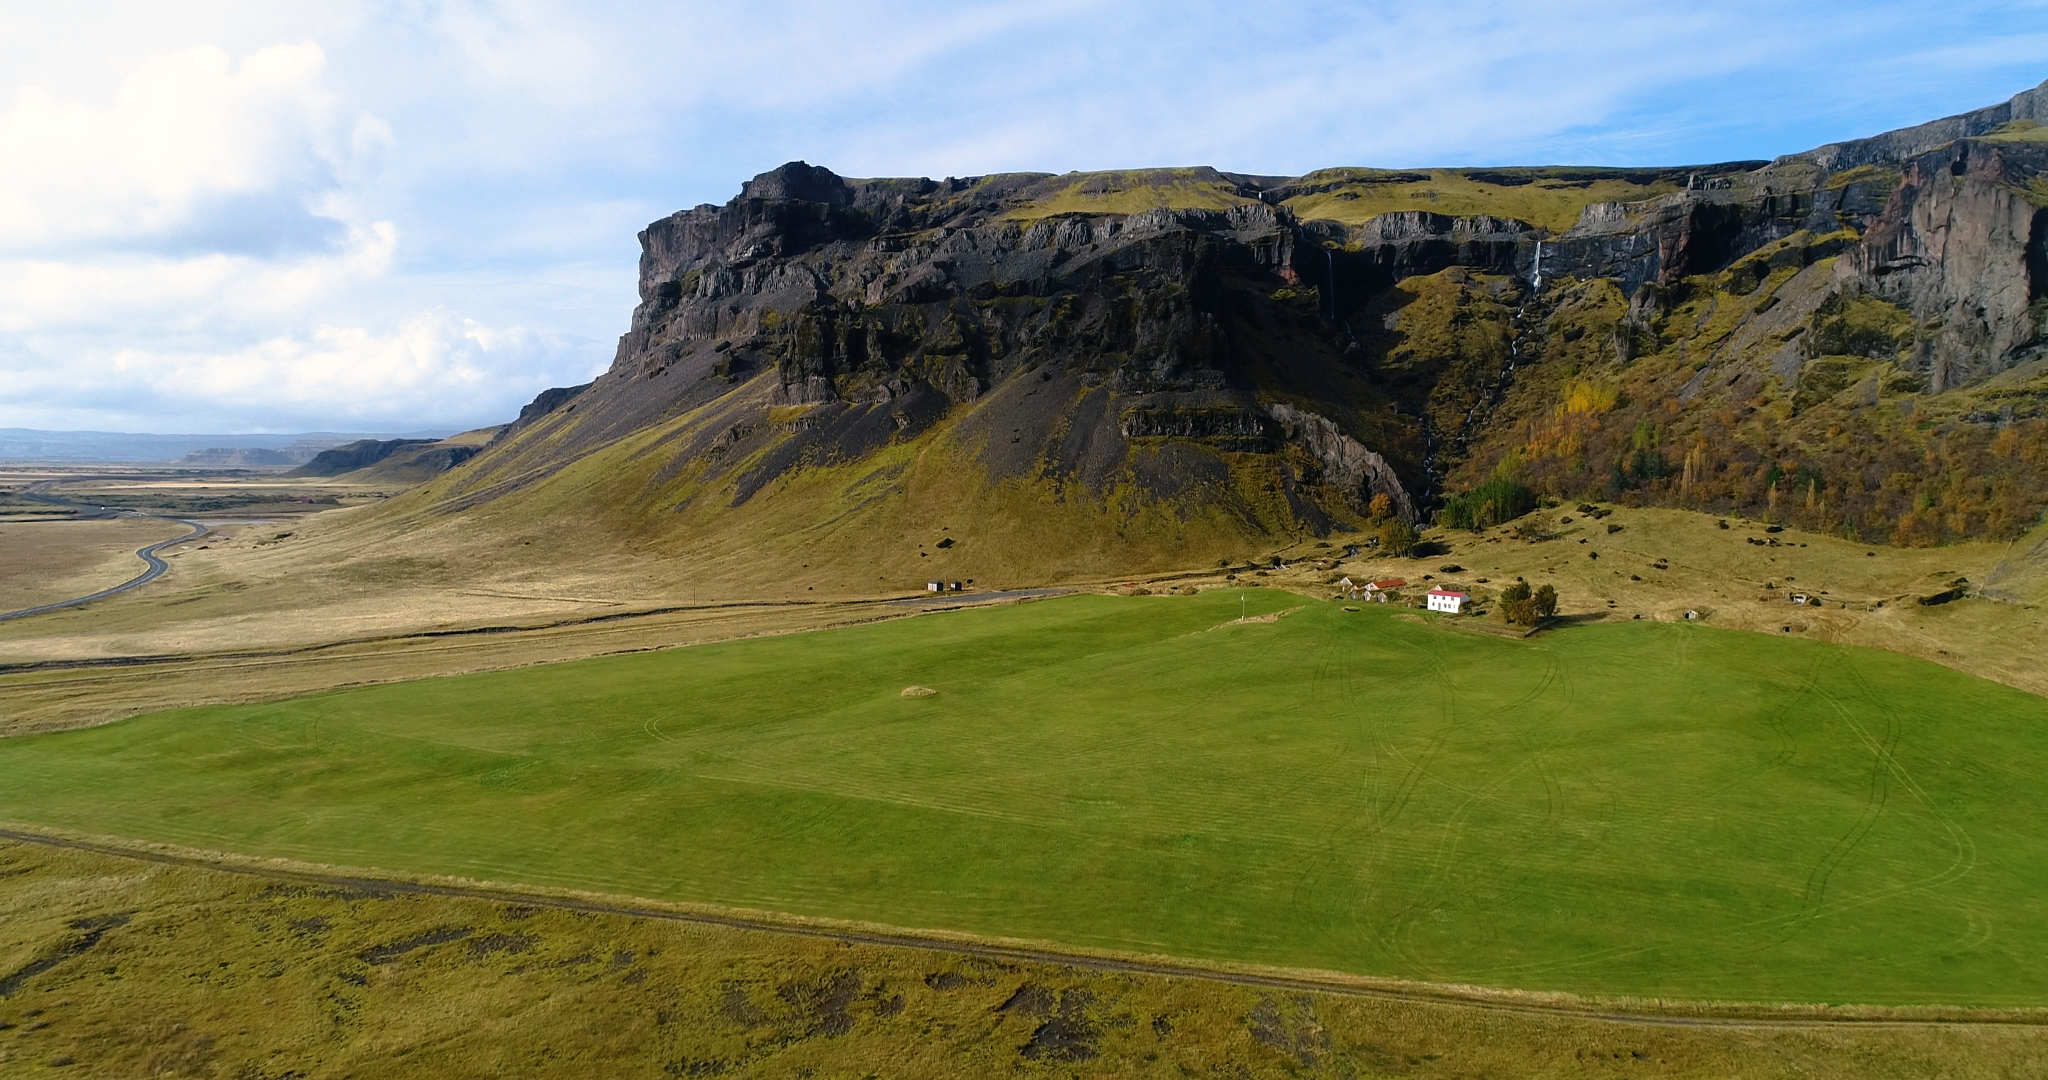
[1426,589,1469,614]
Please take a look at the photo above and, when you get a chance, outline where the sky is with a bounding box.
[1,1,2044,435]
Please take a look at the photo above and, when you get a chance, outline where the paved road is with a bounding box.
[0,480,210,623]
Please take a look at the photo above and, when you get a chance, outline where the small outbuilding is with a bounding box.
[1353,577,1406,601]
[1427,589,1469,614]
[927,580,944,593]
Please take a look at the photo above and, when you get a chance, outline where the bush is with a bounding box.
[1498,581,1537,626]
[1377,519,1418,557]
[1498,581,1556,627]
[1440,477,1536,531]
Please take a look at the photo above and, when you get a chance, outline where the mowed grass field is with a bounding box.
[2,589,2046,1007]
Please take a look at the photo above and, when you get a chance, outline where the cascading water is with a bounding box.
[1326,247,1336,319]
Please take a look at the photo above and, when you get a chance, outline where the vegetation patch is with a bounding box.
[2,591,2047,1006]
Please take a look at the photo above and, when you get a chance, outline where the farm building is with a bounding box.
[1426,589,1469,614]
[926,580,943,593]
[1348,577,1406,601]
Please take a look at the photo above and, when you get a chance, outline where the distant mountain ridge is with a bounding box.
[307,77,2048,592]
[0,429,454,465]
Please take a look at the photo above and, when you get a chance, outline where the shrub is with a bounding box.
[1440,477,1536,531]
[1498,580,1537,626]
[1377,519,1418,557]
[1533,584,1558,617]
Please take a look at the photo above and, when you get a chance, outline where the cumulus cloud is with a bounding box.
[0,41,388,256]
[0,311,599,432]
[0,34,566,433]
[1,1,2043,434]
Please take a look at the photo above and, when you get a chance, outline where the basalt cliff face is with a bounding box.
[382,79,2048,589]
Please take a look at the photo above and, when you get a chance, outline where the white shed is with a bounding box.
[1426,589,1469,614]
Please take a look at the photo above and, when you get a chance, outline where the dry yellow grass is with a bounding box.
[2,836,2043,1079]
[1309,506,2048,697]
[2,475,2040,742]
[0,518,189,613]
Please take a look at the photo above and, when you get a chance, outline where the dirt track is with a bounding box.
[1,824,2038,1033]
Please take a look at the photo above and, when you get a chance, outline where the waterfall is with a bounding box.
[1532,240,1544,291]
[1325,247,1335,318]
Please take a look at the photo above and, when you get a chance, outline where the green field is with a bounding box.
[2,590,2046,1007]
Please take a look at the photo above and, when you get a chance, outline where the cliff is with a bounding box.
[353,77,2048,589]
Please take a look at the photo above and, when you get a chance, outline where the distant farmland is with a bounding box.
[2,590,2044,1007]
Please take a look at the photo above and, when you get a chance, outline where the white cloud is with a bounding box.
[1,1,2043,434]
[0,41,387,254]
[0,220,395,334]
[0,310,599,432]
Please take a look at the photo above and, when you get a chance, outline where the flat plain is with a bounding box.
[3,589,2045,1008]
[0,518,187,614]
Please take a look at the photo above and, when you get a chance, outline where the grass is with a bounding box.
[0,518,187,612]
[1003,169,1257,221]
[3,590,2047,1008]
[8,842,2041,1079]
[1282,169,1683,234]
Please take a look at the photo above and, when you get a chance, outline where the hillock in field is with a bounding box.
[3,589,2044,1008]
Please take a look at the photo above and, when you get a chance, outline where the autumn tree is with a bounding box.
[1498,581,1536,626]
[1377,518,1417,557]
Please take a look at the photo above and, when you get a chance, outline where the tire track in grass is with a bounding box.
[1782,650,1900,940]
[1464,646,1984,989]
[1452,637,1851,983]
[1788,654,1979,925]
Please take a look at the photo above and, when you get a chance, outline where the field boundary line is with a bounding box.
[1,822,2043,1030]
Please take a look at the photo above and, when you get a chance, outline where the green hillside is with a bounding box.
[3,591,2045,1007]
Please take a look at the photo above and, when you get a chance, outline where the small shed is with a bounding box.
[1426,589,1469,614]
[927,580,943,593]
[949,581,964,592]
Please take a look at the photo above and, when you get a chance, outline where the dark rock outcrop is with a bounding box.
[175,447,295,467]
[517,382,593,423]
[291,438,440,477]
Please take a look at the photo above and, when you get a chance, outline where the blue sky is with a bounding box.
[2,0,2044,433]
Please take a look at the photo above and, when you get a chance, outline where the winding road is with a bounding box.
[0,479,210,623]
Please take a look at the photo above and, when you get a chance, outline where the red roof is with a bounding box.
[1370,578,1406,589]
[1428,589,1468,598]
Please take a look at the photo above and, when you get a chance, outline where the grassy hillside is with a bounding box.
[1425,242,2048,545]
[3,590,2046,1006]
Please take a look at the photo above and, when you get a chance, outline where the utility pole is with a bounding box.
[1240,594,1246,623]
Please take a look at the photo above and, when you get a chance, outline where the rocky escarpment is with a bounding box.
[293,438,440,477]
[1848,139,2048,391]
[410,76,2048,579]
[512,163,1422,534]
